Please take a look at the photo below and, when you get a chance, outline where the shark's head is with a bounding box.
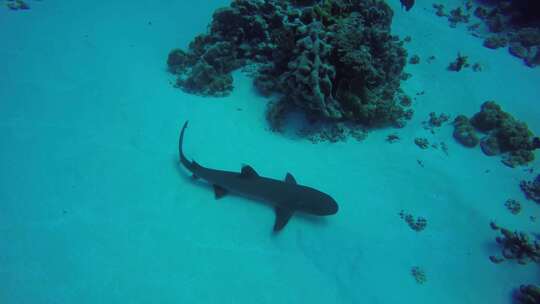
[296,188,339,216]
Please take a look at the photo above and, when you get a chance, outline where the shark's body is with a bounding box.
[178,121,338,232]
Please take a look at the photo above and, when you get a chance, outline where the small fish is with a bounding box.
[400,0,414,11]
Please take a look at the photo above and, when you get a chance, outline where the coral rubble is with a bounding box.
[297,122,368,144]
[168,0,411,129]
[471,1,540,67]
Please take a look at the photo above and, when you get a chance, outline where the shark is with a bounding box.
[178,121,339,232]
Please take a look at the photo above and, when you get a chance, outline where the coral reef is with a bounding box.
[515,284,540,304]
[432,0,540,67]
[450,101,540,167]
[489,224,540,265]
[453,115,479,147]
[470,1,540,67]
[266,99,289,132]
[168,0,411,129]
[167,49,191,74]
[411,266,426,284]
[520,174,540,203]
[176,61,234,96]
[504,199,522,214]
[483,35,508,49]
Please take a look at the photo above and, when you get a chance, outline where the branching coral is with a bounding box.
[516,285,540,304]
[521,174,540,204]
[278,22,343,119]
[489,224,540,265]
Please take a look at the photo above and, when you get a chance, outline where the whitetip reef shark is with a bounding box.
[178,121,339,232]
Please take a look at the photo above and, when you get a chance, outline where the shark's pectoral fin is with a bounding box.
[213,185,228,199]
[273,206,294,232]
[239,165,259,179]
[284,173,297,184]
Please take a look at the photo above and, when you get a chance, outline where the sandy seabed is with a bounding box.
[1,0,539,303]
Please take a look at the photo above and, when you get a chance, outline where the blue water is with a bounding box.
[1,0,539,303]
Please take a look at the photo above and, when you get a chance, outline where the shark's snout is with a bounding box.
[327,198,339,214]
[308,194,338,216]
[322,198,338,215]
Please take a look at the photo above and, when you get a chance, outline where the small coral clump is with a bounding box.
[520,174,540,204]
[400,210,427,232]
[409,55,420,64]
[386,133,400,143]
[448,53,469,71]
[423,112,450,133]
[472,101,539,167]
[448,7,470,27]
[453,101,539,167]
[6,0,29,10]
[411,266,427,284]
[505,199,522,214]
[414,137,429,149]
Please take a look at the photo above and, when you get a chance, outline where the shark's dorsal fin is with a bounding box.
[273,206,294,231]
[213,185,228,199]
[285,173,297,184]
[239,165,259,179]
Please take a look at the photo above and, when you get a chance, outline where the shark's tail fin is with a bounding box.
[179,121,195,172]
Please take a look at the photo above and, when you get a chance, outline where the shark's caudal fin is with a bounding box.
[179,121,196,172]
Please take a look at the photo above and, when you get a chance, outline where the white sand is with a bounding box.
[1,0,539,303]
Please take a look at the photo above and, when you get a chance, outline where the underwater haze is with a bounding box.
[1,0,540,303]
